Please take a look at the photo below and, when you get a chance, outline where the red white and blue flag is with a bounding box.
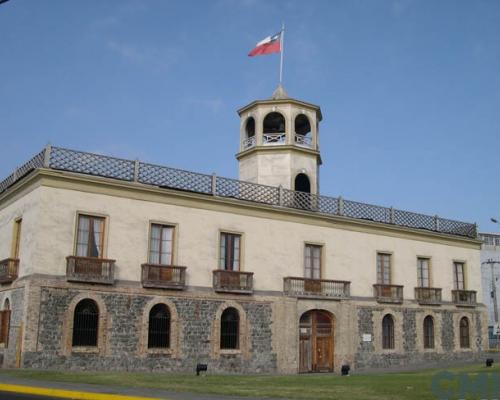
[248,32,282,57]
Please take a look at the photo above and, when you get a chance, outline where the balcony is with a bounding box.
[263,133,286,145]
[284,277,350,299]
[0,258,19,283]
[242,136,256,149]
[414,287,442,305]
[294,134,312,148]
[452,290,477,307]
[373,284,404,303]
[66,256,115,285]
[213,270,253,294]
[141,264,186,290]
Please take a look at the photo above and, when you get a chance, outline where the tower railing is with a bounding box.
[263,133,286,144]
[0,146,477,239]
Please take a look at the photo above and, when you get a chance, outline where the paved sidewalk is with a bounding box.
[0,374,274,400]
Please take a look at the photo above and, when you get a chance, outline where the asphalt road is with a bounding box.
[0,392,61,400]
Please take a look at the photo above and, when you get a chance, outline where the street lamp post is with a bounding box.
[488,218,500,344]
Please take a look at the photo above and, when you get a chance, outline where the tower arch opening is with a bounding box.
[295,173,311,194]
[263,112,285,144]
[294,114,312,147]
[243,117,256,148]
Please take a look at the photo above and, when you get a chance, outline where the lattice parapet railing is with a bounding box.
[0,146,478,239]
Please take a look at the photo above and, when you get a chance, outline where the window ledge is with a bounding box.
[146,348,173,355]
[220,349,241,355]
[71,346,99,354]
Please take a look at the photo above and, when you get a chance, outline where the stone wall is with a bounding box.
[355,304,487,370]
[0,287,25,368]
[21,286,276,373]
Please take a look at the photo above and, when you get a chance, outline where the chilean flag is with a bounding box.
[248,32,282,57]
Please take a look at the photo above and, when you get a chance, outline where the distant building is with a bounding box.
[0,87,487,373]
[479,233,500,341]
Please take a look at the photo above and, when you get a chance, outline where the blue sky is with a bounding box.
[0,0,499,232]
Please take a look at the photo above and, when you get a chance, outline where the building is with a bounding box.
[479,233,500,345]
[0,87,487,373]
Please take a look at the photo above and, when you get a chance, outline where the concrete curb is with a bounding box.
[0,383,166,400]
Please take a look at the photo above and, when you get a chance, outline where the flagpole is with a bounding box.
[279,22,285,85]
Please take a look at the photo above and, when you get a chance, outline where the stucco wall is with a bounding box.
[27,184,482,302]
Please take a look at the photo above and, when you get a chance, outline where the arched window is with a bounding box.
[72,299,98,347]
[382,314,395,349]
[295,173,311,193]
[423,316,434,349]
[148,304,170,349]
[263,112,286,144]
[294,114,312,146]
[0,299,11,346]
[459,317,470,348]
[220,307,239,349]
[245,117,255,138]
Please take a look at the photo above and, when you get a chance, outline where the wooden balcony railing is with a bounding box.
[284,277,350,299]
[141,264,186,290]
[452,290,477,306]
[66,256,115,285]
[213,270,253,294]
[373,284,404,303]
[414,287,442,305]
[0,258,19,283]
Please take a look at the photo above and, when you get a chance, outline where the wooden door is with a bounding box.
[299,310,333,373]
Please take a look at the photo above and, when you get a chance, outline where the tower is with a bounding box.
[236,85,322,194]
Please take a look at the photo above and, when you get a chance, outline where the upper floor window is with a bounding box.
[423,315,435,349]
[148,304,170,349]
[417,258,430,287]
[459,317,470,348]
[149,224,174,265]
[220,307,239,350]
[304,244,321,279]
[219,233,241,271]
[382,314,395,349]
[453,262,465,290]
[72,299,99,347]
[377,253,391,285]
[76,215,105,258]
[263,112,285,134]
[12,218,22,259]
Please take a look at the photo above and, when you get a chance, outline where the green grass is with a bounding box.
[1,364,499,399]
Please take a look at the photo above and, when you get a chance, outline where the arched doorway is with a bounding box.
[294,173,311,193]
[299,310,334,373]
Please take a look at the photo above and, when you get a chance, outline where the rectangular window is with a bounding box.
[453,262,465,290]
[377,253,391,285]
[219,233,241,271]
[148,224,174,265]
[12,218,22,259]
[76,215,105,258]
[417,258,430,287]
[304,244,321,279]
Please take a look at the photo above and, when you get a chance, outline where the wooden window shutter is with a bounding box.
[1,310,11,346]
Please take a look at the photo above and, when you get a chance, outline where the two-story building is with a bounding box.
[0,87,487,373]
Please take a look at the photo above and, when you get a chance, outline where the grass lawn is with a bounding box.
[1,364,499,400]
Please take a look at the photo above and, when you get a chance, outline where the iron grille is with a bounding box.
[50,147,135,181]
[148,304,170,348]
[72,299,98,347]
[393,209,435,231]
[216,177,280,205]
[220,307,239,349]
[343,199,391,223]
[139,162,212,194]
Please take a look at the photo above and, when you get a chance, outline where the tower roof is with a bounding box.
[271,84,288,100]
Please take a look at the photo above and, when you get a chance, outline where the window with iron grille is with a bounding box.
[219,233,241,271]
[72,299,99,347]
[377,253,391,285]
[417,258,430,287]
[0,299,11,346]
[382,314,395,349]
[149,224,174,265]
[453,262,465,290]
[459,317,470,348]
[304,244,321,279]
[76,215,105,258]
[220,307,239,349]
[148,304,170,349]
[423,315,434,349]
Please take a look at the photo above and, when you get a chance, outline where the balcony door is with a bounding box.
[299,310,334,373]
